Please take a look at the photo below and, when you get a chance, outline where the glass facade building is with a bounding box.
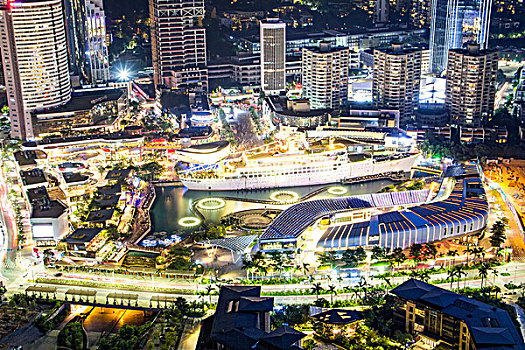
[429,0,492,74]
[64,0,110,85]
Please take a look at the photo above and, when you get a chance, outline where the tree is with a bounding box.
[454,265,466,289]
[478,263,490,289]
[328,284,337,305]
[341,250,359,268]
[409,243,423,261]
[371,246,386,261]
[447,268,456,289]
[241,257,256,280]
[448,249,458,267]
[490,219,507,248]
[491,268,500,286]
[424,243,438,260]
[390,248,405,269]
[272,305,310,328]
[205,284,215,304]
[317,251,338,270]
[311,282,324,301]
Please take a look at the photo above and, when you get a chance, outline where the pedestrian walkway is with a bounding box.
[177,317,202,350]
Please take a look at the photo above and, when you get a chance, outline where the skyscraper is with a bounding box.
[260,19,286,95]
[149,0,208,90]
[446,44,498,126]
[375,0,389,23]
[373,44,421,125]
[64,0,110,85]
[302,43,349,110]
[0,0,71,140]
[429,0,492,74]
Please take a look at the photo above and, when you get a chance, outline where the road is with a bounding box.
[495,81,512,110]
[0,163,23,283]
[7,260,525,308]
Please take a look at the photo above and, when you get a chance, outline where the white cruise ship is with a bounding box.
[179,143,419,191]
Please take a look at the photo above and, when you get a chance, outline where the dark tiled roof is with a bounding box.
[64,228,102,244]
[211,286,305,350]
[98,184,122,195]
[86,209,115,223]
[94,194,120,208]
[21,168,47,186]
[62,172,90,184]
[391,279,525,349]
[31,200,67,219]
[260,326,305,350]
[311,309,363,325]
[105,168,131,181]
[14,151,38,167]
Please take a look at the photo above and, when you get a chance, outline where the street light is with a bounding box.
[118,68,130,81]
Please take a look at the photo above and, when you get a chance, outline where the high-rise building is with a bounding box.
[429,0,492,74]
[302,43,349,110]
[64,0,110,85]
[373,44,421,125]
[260,19,286,95]
[375,0,389,23]
[0,0,71,140]
[410,0,431,28]
[149,0,208,90]
[446,44,498,126]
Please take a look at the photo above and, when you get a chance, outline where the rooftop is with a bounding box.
[14,150,40,167]
[86,209,115,223]
[94,194,120,208]
[63,228,102,244]
[20,168,47,187]
[97,184,122,195]
[105,168,131,181]
[211,286,305,350]
[34,89,125,115]
[62,172,90,184]
[31,199,67,219]
[27,186,50,205]
[21,132,143,148]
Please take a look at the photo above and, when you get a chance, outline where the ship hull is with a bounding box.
[180,154,420,191]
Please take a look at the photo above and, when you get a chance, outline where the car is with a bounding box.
[54,272,63,277]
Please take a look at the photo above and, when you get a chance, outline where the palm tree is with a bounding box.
[311,282,324,301]
[454,265,466,290]
[472,247,484,264]
[419,270,431,283]
[465,246,473,267]
[448,249,458,268]
[478,263,490,289]
[328,284,337,305]
[301,262,310,276]
[447,268,456,289]
[205,284,215,304]
[241,258,255,280]
[343,285,353,301]
[357,277,369,300]
[491,268,500,286]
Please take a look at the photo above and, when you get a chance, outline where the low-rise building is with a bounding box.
[391,279,525,350]
[31,88,128,137]
[336,106,400,129]
[263,96,332,128]
[29,194,68,246]
[206,286,306,350]
[20,168,48,190]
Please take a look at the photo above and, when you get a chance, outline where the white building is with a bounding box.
[302,43,349,110]
[0,0,72,140]
[260,19,286,95]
